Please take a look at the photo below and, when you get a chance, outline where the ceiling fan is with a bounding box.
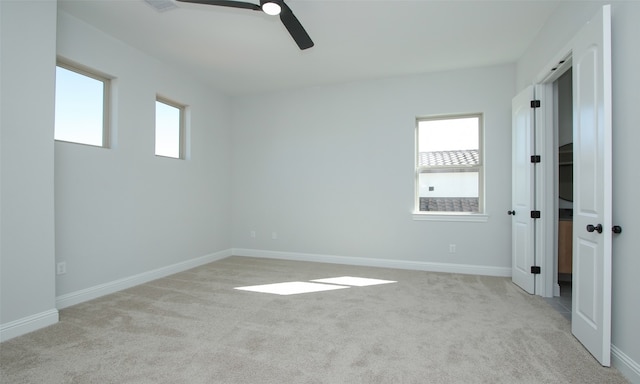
[176,0,314,50]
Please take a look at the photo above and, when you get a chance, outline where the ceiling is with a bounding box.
[58,0,562,96]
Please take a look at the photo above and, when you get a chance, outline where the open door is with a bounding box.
[571,5,612,367]
[511,86,536,294]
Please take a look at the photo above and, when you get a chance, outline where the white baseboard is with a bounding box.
[232,248,511,277]
[0,309,59,342]
[612,344,640,384]
[56,249,232,310]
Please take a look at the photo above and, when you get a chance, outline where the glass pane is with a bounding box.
[418,116,479,152]
[416,115,481,213]
[55,66,105,146]
[418,171,479,212]
[155,101,181,158]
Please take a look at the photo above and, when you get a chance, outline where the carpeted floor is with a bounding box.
[0,256,629,383]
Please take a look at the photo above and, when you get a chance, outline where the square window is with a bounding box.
[155,98,185,159]
[55,64,109,147]
[416,114,483,213]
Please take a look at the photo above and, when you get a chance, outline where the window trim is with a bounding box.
[412,212,489,222]
[155,96,186,160]
[55,60,111,148]
[414,113,485,217]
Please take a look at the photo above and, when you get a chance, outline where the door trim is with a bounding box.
[534,83,555,298]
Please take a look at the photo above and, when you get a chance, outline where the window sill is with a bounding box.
[412,212,489,222]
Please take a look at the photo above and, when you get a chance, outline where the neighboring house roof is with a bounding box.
[418,149,479,167]
[420,197,479,212]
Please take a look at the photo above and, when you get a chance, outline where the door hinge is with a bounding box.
[531,155,541,163]
[530,210,541,219]
[531,100,541,108]
[531,266,541,274]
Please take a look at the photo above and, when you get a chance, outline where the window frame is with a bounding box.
[413,113,487,222]
[154,96,186,160]
[54,60,111,148]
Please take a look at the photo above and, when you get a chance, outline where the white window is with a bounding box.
[155,98,185,159]
[415,114,483,214]
[55,63,109,147]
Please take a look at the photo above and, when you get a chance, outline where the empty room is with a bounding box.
[1,0,638,383]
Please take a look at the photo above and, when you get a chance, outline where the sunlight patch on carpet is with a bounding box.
[234,281,350,295]
[311,276,397,287]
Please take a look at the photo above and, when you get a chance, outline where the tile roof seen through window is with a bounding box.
[418,150,479,167]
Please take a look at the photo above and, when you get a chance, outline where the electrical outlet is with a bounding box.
[271,232,278,240]
[449,244,456,254]
[250,230,256,238]
[56,262,67,275]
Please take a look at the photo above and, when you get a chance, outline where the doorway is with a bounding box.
[555,67,573,318]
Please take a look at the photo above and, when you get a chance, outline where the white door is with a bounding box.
[511,86,536,294]
[571,5,612,367]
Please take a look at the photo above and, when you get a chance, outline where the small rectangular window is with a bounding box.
[416,114,483,214]
[155,98,184,159]
[55,63,109,147]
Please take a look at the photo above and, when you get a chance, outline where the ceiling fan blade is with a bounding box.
[176,0,260,11]
[279,2,314,50]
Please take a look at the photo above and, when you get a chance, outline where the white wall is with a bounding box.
[0,0,58,339]
[517,2,640,381]
[231,65,514,271]
[54,12,233,297]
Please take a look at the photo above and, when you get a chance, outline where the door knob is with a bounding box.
[612,225,622,234]
[586,224,603,233]
[507,210,516,216]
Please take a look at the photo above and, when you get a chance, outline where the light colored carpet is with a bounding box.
[0,256,629,383]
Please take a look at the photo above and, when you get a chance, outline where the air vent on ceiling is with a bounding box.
[144,0,178,12]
